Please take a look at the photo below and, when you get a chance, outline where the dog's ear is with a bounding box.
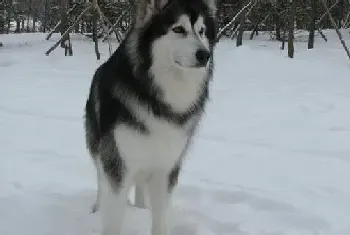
[135,0,169,28]
[148,0,169,12]
[203,0,217,16]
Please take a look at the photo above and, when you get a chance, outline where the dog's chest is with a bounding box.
[114,117,190,171]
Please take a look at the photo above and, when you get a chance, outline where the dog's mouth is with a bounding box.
[175,60,206,69]
[175,60,182,67]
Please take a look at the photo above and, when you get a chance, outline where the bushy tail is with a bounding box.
[84,82,101,157]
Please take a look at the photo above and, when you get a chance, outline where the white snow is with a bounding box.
[1,31,350,235]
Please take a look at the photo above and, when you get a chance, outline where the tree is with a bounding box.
[308,0,317,49]
[236,0,246,47]
[288,0,296,58]
[2,0,350,62]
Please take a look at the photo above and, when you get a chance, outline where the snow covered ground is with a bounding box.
[1,31,350,235]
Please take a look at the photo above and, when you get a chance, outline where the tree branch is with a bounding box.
[316,0,339,26]
[216,0,254,41]
[46,3,79,40]
[45,5,92,56]
[321,0,350,62]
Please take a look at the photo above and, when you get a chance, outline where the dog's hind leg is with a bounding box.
[147,170,172,235]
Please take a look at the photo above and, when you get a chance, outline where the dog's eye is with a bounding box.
[199,27,205,36]
[172,26,186,35]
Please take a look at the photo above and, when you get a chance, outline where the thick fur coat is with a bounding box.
[84,0,217,234]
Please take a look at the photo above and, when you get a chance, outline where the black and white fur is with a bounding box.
[84,0,217,234]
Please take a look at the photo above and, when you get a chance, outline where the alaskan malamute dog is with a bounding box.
[84,0,217,234]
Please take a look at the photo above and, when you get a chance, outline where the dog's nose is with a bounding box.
[196,49,210,66]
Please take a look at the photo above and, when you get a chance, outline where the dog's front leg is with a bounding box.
[147,170,172,235]
[134,183,147,208]
[91,161,102,213]
[99,172,130,235]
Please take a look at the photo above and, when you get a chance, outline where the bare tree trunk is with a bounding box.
[6,17,9,33]
[92,11,100,60]
[0,2,4,34]
[6,0,12,33]
[64,36,73,56]
[59,0,68,48]
[16,20,20,33]
[288,0,296,58]
[26,5,31,32]
[281,25,286,50]
[338,0,344,28]
[236,22,244,46]
[308,0,317,49]
[236,0,245,47]
[33,15,36,32]
[275,0,282,41]
[43,0,48,33]
[74,15,80,33]
[21,19,25,31]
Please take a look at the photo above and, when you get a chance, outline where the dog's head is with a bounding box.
[131,0,217,73]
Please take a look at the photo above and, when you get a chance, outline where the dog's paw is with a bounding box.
[91,202,99,213]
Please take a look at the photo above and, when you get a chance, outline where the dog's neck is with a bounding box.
[150,59,208,114]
